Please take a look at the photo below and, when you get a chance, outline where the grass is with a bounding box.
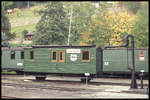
[11,24,36,38]
[8,5,42,39]
[8,6,41,26]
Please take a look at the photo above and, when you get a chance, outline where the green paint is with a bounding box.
[24,47,97,74]
[103,49,148,72]
[2,49,24,69]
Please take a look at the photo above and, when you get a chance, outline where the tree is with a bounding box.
[86,9,136,47]
[30,5,42,15]
[132,3,149,47]
[1,2,12,40]
[108,10,136,45]
[11,1,36,9]
[32,2,69,45]
[123,2,141,14]
[63,2,97,44]
[2,1,14,10]
[78,2,115,46]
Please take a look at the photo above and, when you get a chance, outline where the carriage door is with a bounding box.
[51,49,65,72]
[96,47,103,75]
[58,49,65,72]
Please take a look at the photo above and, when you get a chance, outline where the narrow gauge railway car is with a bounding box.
[1,46,24,74]
[103,48,149,77]
[23,45,148,80]
[24,45,103,80]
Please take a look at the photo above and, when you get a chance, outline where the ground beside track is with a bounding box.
[1,75,149,99]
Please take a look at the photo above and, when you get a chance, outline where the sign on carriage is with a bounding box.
[17,63,23,66]
[70,54,77,61]
[139,50,145,61]
[66,49,80,53]
[104,62,109,66]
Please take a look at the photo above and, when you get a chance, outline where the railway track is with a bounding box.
[2,82,88,92]
[2,78,148,89]
[2,74,148,86]
[2,96,21,99]
[2,73,24,75]
[2,80,148,96]
[2,74,148,91]
[2,75,149,98]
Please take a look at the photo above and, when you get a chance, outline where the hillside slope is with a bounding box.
[8,6,42,45]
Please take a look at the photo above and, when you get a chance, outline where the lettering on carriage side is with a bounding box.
[104,62,109,66]
[66,49,80,53]
[17,63,23,66]
[70,54,77,61]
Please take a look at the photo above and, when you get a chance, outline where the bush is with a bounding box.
[30,6,41,15]
[13,8,22,16]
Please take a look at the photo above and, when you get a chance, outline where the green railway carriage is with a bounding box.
[1,47,24,74]
[103,48,149,74]
[23,45,148,80]
[24,45,103,79]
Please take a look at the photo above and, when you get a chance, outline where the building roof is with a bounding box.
[104,47,149,50]
[24,45,96,48]
[1,47,24,51]
[26,32,34,36]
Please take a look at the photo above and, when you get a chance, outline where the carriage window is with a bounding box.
[11,51,15,59]
[60,52,63,60]
[82,50,90,61]
[30,50,34,60]
[21,51,24,59]
[51,51,57,62]
[59,50,65,62]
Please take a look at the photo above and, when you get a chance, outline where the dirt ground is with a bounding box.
[1,75,149,99]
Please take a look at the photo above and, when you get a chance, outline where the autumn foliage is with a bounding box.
[81,9,136,47]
